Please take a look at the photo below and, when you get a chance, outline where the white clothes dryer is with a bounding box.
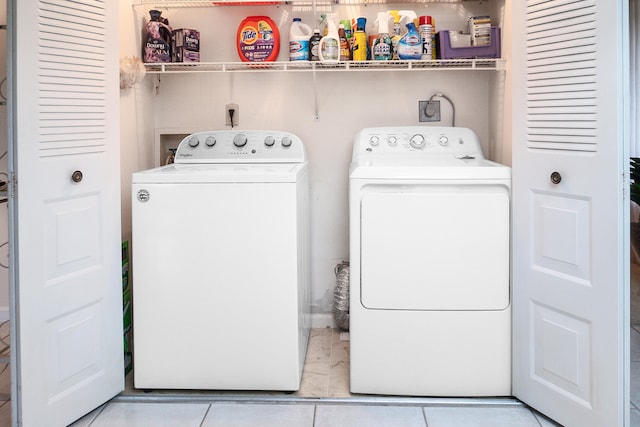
[349,126,511,396]
[132,130,310,391]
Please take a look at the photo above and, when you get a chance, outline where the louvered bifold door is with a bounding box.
[511,0,629,426]
[525,1,598,152]
[9,1,124,426]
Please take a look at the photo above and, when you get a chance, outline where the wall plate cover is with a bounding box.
[419,100,440,122]
[226,103,239,127]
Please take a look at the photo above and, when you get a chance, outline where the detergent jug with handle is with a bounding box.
[289,18,312,61]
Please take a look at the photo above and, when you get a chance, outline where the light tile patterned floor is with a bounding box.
[71,401,556,427]
[5,324,640,425]
[74,327,559,427]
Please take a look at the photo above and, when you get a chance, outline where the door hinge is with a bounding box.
[9,171,16,198]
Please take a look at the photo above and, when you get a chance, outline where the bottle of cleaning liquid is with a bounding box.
[319,14,328,36]
[389,10,403,60]
[341,20,354,57]
[289,18,313,61]
[319,16,340,62]
[397,10,421,60]
[309,28,322,61]
[352,17,368,61]
[372,11,392,60]
[368,18,378,61]
[339,24,351,61]
[340,19,352,41]
[431,17,437,60]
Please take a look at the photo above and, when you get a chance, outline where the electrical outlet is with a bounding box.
[419,100,440,122]
[226,103,239,127]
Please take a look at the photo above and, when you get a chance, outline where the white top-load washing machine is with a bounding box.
[132,130,310,391]
[349,126,511,396]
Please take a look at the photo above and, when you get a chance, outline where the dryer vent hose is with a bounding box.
[332,262,350,331]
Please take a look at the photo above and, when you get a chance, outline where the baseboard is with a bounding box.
[311,313,335,329]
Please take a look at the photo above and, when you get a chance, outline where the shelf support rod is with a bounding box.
[313,67,319,120]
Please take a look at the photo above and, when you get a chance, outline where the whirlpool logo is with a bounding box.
[137,189,150,203]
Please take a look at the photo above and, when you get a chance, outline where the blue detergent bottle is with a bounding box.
[397,10,421,60]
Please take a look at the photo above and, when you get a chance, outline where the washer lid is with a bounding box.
[132,162,308,183]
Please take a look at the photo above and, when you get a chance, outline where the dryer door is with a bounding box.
[360,183,510,311]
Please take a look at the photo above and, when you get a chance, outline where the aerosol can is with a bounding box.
[352,17,368,61]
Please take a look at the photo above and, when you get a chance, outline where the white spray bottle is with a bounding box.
[319,15,340,62]
[372,11,392,60]
[389,10,404,60]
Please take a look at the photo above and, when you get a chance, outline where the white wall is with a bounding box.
[120,0,504,325]
[120,0,156,246]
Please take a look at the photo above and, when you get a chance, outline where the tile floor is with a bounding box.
[4,321,640,425]
[69,327,560,427]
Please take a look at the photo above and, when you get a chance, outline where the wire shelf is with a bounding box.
[144,58,505,73]
[136,0,478,6]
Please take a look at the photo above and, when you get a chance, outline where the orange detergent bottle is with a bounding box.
[237,16,280,62]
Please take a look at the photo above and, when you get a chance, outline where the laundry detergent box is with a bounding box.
[172,28,200,62]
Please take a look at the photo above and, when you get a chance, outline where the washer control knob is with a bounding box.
[388,136,398,146]
[369,136,380,146]
[409,134,426,149]
[438,135,449,146]
[264,136,275,147]
[205,136,216,147]
[233,134,248,147]
[188,137,199,148]
[281,137,292,147]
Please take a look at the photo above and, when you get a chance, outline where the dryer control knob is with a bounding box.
[409,134,426,149]
[369,136,380,146]
[264,136,275,147]
[438,136,449,146]
[388,136,398,146]
[188,137,199,148]
[233,134,248,147]
[281,137,292,147]
[205,136,216,147]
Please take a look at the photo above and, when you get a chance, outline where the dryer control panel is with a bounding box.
[353,126,485,160]
[175,130,306,164]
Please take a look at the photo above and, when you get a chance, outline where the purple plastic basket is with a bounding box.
[437,27,501,59]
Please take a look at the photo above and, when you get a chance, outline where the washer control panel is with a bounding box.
[354,126,485,159]
[175,130,306,164]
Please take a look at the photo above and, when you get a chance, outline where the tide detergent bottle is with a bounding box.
[396,10,421,60]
